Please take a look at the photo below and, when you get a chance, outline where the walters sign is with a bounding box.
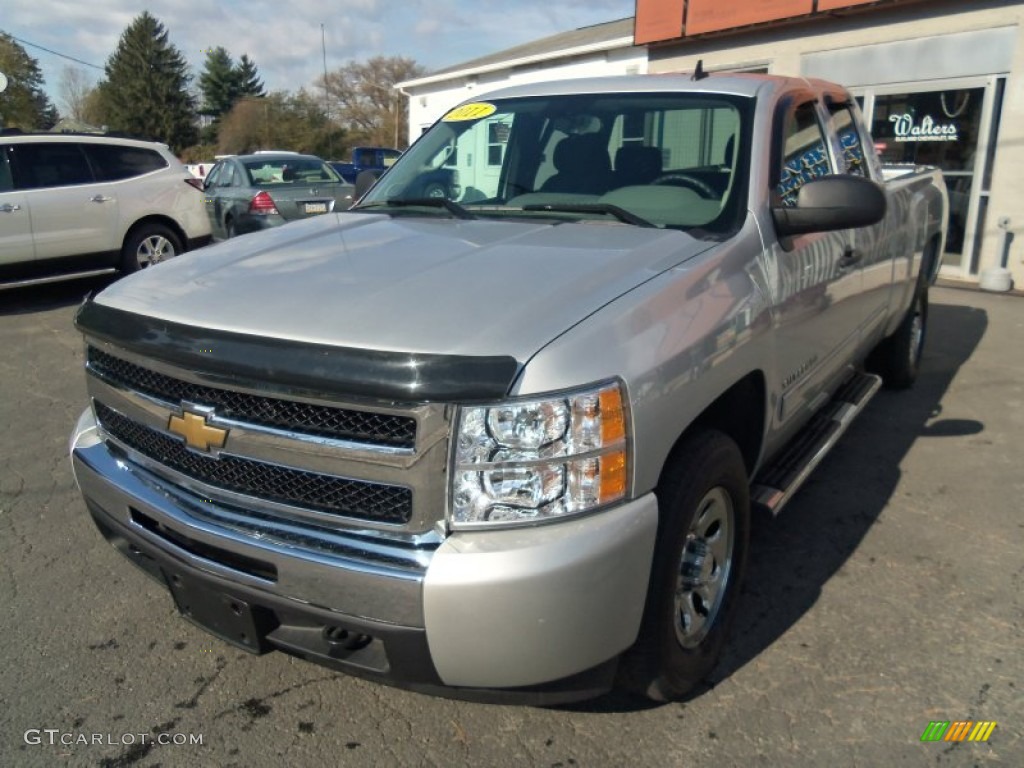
[888,113,959,143]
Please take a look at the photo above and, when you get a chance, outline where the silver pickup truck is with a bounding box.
[70,73,946,704]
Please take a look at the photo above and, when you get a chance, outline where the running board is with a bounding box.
[752,370,882,516]
[0,267,117,291]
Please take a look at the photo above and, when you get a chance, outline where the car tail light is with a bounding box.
[249,191,278,215]
[184,177,203,191]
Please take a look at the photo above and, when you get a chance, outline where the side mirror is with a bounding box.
[773,175,887,237]
[354,169,384,200]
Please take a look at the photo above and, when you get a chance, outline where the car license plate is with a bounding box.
[163,568,267,653]
[304,202,328,215]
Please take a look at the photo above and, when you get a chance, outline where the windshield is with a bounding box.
[243,157,343,186]
[359,92,751,233]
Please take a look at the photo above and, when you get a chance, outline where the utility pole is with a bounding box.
[321,24,333,159]
[0,72,7,129]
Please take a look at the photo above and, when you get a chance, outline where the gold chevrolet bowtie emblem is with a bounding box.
[168,410,228,452]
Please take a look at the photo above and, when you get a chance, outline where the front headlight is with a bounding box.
[450,381,629,528]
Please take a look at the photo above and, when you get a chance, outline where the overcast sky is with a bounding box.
[4,0,635,112]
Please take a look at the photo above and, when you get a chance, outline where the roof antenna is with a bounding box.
[691,59,709,81]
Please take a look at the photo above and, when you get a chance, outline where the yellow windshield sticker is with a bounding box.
[443,102,497,122]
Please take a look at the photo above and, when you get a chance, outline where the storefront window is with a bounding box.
[870,88,984,265]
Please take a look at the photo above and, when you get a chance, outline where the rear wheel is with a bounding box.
[868,282,928,389]
[122,223,182,272]
[618,430,750,701]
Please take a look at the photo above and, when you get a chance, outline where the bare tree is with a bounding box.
[320,56,425,148]
[218,91,346,157]
[58,66,94,121]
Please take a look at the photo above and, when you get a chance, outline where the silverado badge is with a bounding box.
[168,409,228,453]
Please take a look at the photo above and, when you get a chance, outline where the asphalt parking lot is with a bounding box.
[0,279,1021,767]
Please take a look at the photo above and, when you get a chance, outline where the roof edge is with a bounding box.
[397,35,638,90]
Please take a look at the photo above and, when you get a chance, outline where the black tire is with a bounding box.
[122,223,182,273]
[868,282,928,389]
[423,182,447,199]
[224,217,236,239]
[618,430,750,701]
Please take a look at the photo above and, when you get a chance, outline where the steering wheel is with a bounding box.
[653,173,717,199]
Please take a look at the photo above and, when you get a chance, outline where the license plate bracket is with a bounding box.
[163,569,269,653]
[304,202,328,214]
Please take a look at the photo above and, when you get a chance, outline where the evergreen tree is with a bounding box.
[95,12,197,150]
[236,54,265,98]
[198,46,240,119]
[0,33,59,130]
[198,50,265,145]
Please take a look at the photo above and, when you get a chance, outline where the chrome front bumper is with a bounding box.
[71,407,658,699]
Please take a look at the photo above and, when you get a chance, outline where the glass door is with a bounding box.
[855,76,1003,278]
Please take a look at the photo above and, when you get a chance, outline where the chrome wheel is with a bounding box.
[136,234,176,267]
[674,486,734,649]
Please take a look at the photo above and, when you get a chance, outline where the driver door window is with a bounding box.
[218,164,237,187]
[204,163,223,187]
[777,101,832,207]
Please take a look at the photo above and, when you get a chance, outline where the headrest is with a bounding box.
[615,145,663,176]
[554,134,610,173]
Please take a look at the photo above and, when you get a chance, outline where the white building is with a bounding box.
[397,19,646,138]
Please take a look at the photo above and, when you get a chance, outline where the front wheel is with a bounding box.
[122,223,182,272]
[618,430,750,701]
[423,182,447,199]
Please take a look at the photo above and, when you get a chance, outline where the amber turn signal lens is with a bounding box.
[599,387,625,445]
[599,449,627,503]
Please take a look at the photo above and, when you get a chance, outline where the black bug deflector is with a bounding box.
[75,298,521,403]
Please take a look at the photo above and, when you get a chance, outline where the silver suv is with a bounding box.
[0,133,212,289]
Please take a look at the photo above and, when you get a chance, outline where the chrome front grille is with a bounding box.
[94,403,413,524]
[84,343,452,536]
[87,346,417,449]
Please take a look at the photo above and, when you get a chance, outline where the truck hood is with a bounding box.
[95,211,714,361]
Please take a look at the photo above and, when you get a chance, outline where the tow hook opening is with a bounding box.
[323,625,373,651]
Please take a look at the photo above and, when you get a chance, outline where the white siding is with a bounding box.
[402,47,647,142]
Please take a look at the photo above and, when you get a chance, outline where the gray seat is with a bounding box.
[541,134,612,194]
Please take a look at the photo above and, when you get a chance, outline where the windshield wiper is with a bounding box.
[351,197,476,219]
[521,203,655,228]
